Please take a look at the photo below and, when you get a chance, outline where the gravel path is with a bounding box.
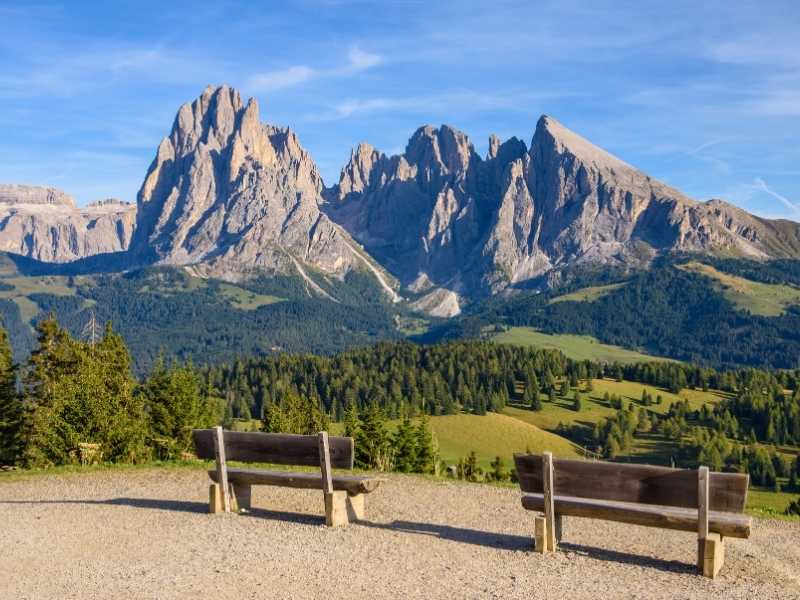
[1,468,798,600]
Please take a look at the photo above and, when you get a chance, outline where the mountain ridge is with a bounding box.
[2,86,799,315]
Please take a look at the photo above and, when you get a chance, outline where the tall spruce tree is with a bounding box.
[414,413,437,474]
[392,415,418,473]
[355,402,391,470]
[261,390,328,435]
[142,356,221,457]
[0,324,21,465]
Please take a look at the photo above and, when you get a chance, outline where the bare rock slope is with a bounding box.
[130,85,386,289]
[325,116,800,311]
[0,184,135,263]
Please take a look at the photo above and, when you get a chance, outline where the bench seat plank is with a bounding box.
[209,468,384,495]
[521,493,751,539]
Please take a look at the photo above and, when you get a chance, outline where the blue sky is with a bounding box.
[1,1,799,220]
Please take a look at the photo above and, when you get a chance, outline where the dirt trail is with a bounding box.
[1,468,798,600]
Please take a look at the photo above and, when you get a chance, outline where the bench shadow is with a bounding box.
[558,541,696,574]
[359,519,533,551]
[0,498,208,513]
[0,498,326,526]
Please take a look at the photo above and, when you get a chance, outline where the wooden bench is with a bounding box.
[192,427,384,526]
[514,452,751,578]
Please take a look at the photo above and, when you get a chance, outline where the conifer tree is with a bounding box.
[355,402,391,470]
[143,356,221,457]
[392,415,418,473]
[262,390,327,435]
[414,413,437,474]
[0,324,21,465]
[489,456,507,481]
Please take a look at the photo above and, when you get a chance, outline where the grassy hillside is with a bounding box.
[0,275,90,324]
[502,377,730,463]
[549,282,626,304]
[677,261,800,316]
[327,412,581,469]
[427,413,580,467]
[493,327,667,363]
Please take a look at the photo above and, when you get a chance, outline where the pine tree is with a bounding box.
[392,415,418,473]
[262,390,328,435]
[489,456,508,482]
[414,413,437,474]
[0,324,21,466]
[572,391,582,412]
[343,402,360,438]
[464,450,479,482]
[143,356,221,457]
[355,402,391,470]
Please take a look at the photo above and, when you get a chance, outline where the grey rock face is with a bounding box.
[131,85,374,284]
[325,115,800,303]
[0,185,135,262]
[324,125,528,312]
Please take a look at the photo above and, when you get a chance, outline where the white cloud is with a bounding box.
[247,65,316,92]
[313,90,556,121]
[344,48,382,72]
[0,45,219,97]
[753,177,800,218]
[246,46,382,93]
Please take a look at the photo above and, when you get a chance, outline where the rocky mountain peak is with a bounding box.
[333,142,385,200]
[531,115,633,173]
[405,124,476,178]
[130,85,388,289]
[0,184,76,208]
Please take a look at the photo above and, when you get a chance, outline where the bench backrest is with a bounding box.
[514,454,748,513]
[192,429,355,469]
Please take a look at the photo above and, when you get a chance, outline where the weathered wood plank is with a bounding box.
[209,468,385,495]
[209,483,222,514]
[514,454,748,513]
[698,466,710,540]
[346,494,365,521]
[213,426,231,513]
[542,452,557,552]
[700,533,725,578]
[533,516,547,553]
[521,493,751,538]
[318,431,334,495]
[193,429,354,469]
[324,490,348,527]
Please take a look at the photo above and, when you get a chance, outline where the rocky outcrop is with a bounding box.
[130,85,385,287]
[325,116,800,302]
[0,185,135,262]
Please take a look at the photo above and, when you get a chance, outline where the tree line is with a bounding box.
[0,316,221,468]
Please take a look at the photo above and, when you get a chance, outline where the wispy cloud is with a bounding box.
[246,47,382,93]
[0,45,218,97]
[687,139,732,175]
[753,178,800,219]
[312,90,562,121]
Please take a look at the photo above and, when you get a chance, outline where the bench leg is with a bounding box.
[698,533,725,578]
[324,491,349,527]
[346,493,365,521]
[555,515,563,544]
[534,516,549,553]
[228,483,239,513]
[232,482,252,513]
[209,483,222,514]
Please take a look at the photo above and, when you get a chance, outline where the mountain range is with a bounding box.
[3,85,800,317]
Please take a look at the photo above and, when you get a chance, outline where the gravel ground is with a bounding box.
[1,468,798,600]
